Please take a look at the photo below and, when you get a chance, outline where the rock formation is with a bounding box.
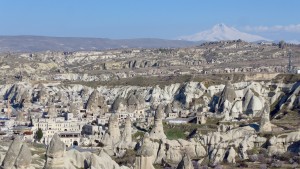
[149,105,166,140]
[63,148,130,169]
[225,147,236,163]
[102,114,121,146]
[44,133,65,169]
[176,154,194,169]
[85,89,108,115]
[217,81,237,113]
[47,105,57,118]
[38,87,49,104]
[111,97,127,113]
[69,102,81,117]
[16,111,26,122]
[5,100,12,118]
[259,101,272,132]
[108,114,121,142]
[135,133,155,169]
[1,136,32,169]
[20,90,32,108]
[14,143,32,169]
[1,136,23,169]
[115,116,133,156]
[123,116,132,144]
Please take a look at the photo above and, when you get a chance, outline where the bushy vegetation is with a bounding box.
[132,131,145,141]
[35,128,43,141]
[114,149,136,167]
[63,73,247,88]
[273,74,300,84]
[163,122,217,140]
[164,125,187,140]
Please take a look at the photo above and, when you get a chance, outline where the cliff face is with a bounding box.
[0,80,297,119]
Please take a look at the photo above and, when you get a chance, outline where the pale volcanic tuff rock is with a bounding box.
[14,143,32,169]
[217,81,237,113]
[111,96,127,113]
[20,90,32,108]
[85,89,108,114]
[149,104,167,140]
[267,129,300,155]
[15,111,26,122]
[1,136,32,169]
[60,148,130,169]
[160,139,206,164]
[242,88,264,116]
[0,80,297,121]
[126,93,144,112]
[176,154,194,169]
[285,82,300,110]
[200,126,256,146]
[108,114,121,141]
[38,87,49,104]
[102,114,121,146]
[69,102,82,117]
[150,84,181,105]
[225,147,237,163]
[267,136,286,156]
[175,82,205,106]
[120,116,133,145]
[209,147,226,166]
[44,133,66,169]
[47,105,57,118]
[115,116,135,157]
[56,90,68,104]
[135,133,155,169]
[79,86,91,101]
[196,126,257,164]
[239,137,255,160]
[111,92,145,114]
[259,101,272,133]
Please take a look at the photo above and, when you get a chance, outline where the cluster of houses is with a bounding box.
[0,95,204,147]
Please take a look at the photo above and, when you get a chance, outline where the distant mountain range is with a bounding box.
[0,36,203,53]
[0,24,281,53]
[179,23,270,42]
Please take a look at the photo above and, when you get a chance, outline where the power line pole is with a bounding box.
[288,50,293,73]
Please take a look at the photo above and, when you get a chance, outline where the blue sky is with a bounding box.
[0,0,299,41]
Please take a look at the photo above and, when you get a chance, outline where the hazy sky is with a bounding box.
[0,0,299,41]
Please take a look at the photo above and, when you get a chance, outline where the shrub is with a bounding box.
[276,152,294,161]
[259,148,268,157]
[237,161,248,168]
[35,128,43,141]
[114,149,136,167]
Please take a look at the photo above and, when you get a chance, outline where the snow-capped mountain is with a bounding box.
[179,23,270,42]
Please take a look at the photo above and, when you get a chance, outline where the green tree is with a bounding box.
[35,128,43,141]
